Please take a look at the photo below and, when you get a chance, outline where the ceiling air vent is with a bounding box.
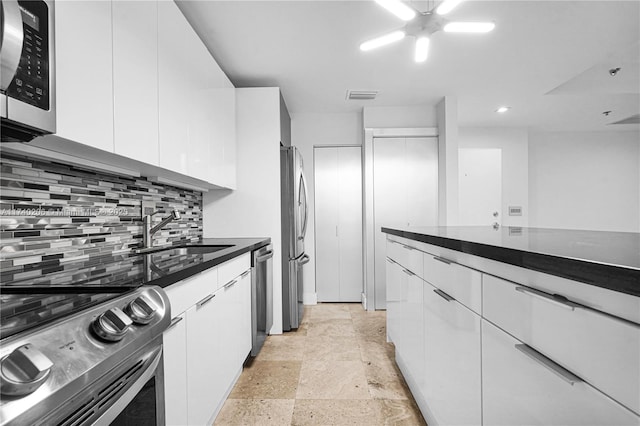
[609,114,640,125]
[346,90,378,100]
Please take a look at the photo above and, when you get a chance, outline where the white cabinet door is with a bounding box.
[163,313,188,426]
[423,282,481,426]
[482,319,640,426]
[404,273,424,390]
[55,0,114,152]
[186,293,223,426]
[112,0,159,166]
[239,269,253,359]
[386,257,404,344]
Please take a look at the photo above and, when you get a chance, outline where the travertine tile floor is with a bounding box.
[214,303,427,425]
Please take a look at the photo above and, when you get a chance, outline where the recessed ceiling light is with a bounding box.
[496,106,511,113]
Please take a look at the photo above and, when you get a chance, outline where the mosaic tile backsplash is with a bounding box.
[0,153,203,276]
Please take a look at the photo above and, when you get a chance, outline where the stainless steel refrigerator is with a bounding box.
[281,146,310,330]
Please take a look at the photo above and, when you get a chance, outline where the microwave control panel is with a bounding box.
[6,0,50,111]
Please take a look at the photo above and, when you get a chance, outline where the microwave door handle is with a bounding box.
[0,0,24,91]
[298,172,309,240]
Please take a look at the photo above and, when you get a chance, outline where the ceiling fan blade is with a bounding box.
[436,0,464,15]
[374,0,417,21]
[444,22,495,33]
[414,37,430,62]
[360,30,406,51]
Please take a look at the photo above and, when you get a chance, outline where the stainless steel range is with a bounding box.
[0,286,170,426]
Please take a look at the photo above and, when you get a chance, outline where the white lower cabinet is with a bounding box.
[163,312,188,426]
[163,261,252,425]
[482,319,639,425]
[422,282,481,426]
[385,258,404,344]
[402,272,424,389]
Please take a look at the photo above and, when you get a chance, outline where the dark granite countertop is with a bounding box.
[0,237,271,293]
[381,226,640,297]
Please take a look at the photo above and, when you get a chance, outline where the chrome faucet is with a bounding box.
[140,209,181,252]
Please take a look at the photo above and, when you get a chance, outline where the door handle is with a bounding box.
[298,254,310,265]
[256,250,273,262]
[196,293,215,308]
[515,344,582,385]
[0,0,24,91]
[433,288,455,302]
[298,172,309,240]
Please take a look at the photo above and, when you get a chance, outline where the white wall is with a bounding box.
[436,96,459,226]
[528,130,640,232]
[203,87,285,334]
[459,127,529,227]
[290,112,363,304]
[363,105,436,128]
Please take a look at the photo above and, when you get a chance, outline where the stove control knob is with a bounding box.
[92,307,133,342]
[124,296,156,325]
[0,344,53,396]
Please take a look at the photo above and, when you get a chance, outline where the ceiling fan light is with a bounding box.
[360,31,406,51]
[414,37,430,62]
[436,0,464,15]
[444,22,495,33]
[374,0,416,21]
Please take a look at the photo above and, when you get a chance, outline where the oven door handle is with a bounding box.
[91,346,163,425]
[0,0,24,91]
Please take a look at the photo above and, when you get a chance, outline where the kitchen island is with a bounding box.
[382,226,640,426]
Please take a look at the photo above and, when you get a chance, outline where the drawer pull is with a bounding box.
[241,270,251,278]
[433,256,452,265]
[166,316,184,330]
[515,344,583,385]
[433,288,455,302]
[196,293,215,308]
[402,269,414,276]
[386,257,396,265]
[402,244,415,251]
[224,279,238,289]
[515,286,576,311]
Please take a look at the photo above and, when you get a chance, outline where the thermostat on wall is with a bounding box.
[508,206,523,216]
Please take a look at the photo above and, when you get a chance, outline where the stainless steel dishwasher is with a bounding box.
[251,244,273,356]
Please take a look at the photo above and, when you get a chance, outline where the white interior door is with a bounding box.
[373,137,438,310]
[337,147,363,302]
[314,146,363,302]
[314,148,340,301]
[373,138,406,310]
[459,148,502,226]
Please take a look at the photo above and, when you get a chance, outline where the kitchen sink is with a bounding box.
[133,245,233,255]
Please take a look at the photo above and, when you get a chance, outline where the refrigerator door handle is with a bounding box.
[298,171,309,241]
[297,254,310,265]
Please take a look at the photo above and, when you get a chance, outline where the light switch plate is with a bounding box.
[508,206,523,216]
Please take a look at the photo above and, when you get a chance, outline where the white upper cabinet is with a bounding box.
[112,0,159,166]
[158,1,236,187]
[55,0,114,152]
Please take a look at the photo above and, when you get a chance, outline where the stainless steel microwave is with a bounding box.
[1,0,56,142]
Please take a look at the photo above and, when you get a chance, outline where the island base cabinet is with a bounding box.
[385,258,404,343]
[482,320,640,426]
[422,282,481,426]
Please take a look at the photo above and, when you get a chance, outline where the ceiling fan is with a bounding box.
[360,0,495,62]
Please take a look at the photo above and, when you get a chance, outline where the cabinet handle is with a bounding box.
[433,288,455,302]
[402,269,414,276]
[241,270,250,278]
[196,293,215,308]
[224,279,238,289]
[166,316,184,330]
[386,257,396,265]
[402,244,415,251]
[515,286,576,311]
[515,344,583,385]
[433,256,452,265]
